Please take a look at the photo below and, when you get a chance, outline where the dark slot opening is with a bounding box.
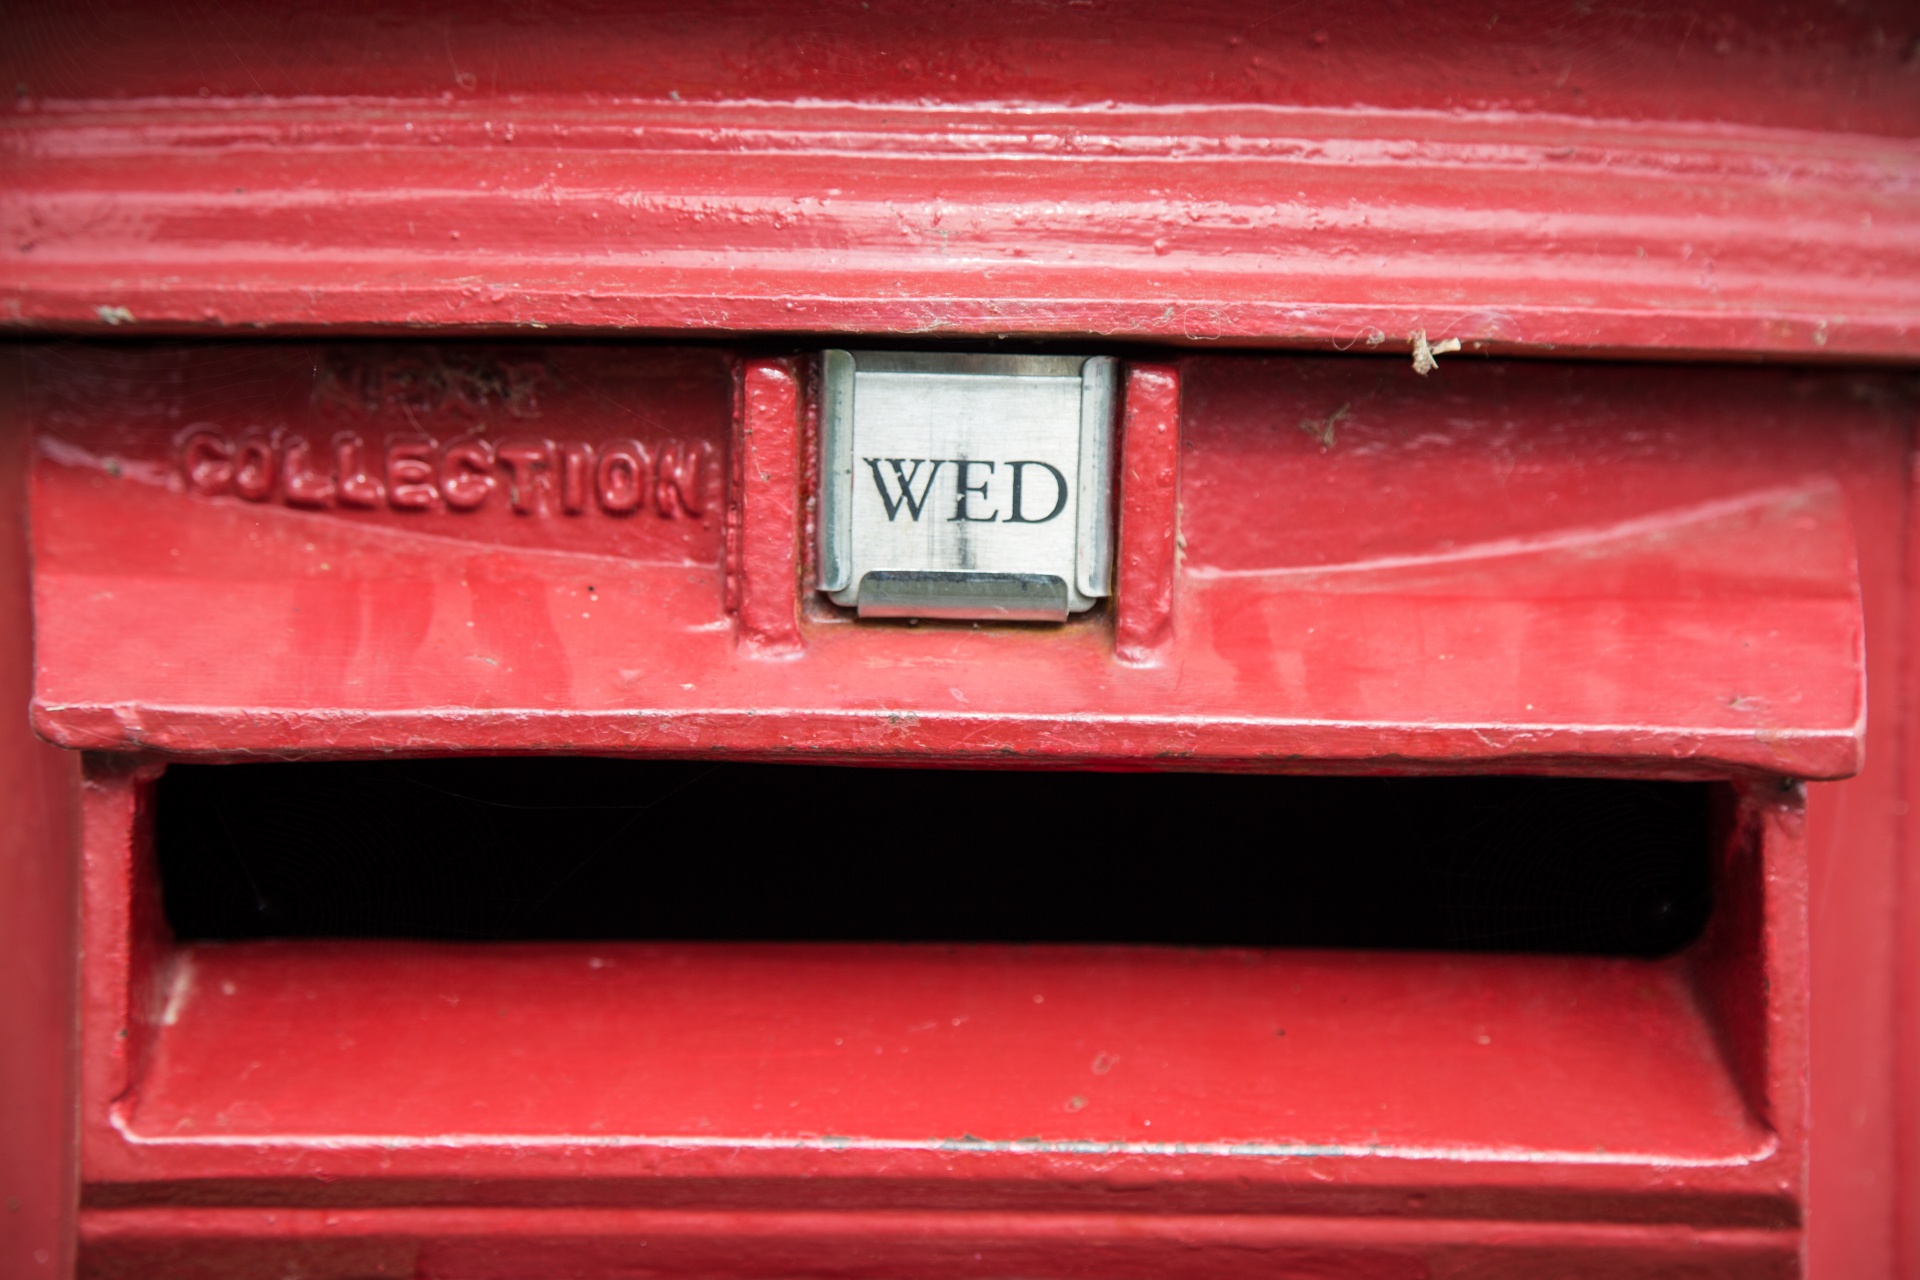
[155,760,1713,956]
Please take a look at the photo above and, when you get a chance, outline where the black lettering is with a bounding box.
[865,458,944,522]
[1005,460,1069,523]
[950,459,998,522]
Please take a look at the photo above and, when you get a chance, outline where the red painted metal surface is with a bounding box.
[1904,460,1920,1280]
[76,1209,1803,1280]
[8,0,1919,132]
[2,3,1918,1275]
[1800,419,1911,1279]
[74,760,1808,1277]
[1896,452,1920,1280]
[105,945,1774,1176]
[2,101,1915,362]
[1113,363,1179,664]
[30,347,1903,1277]
[0,354,81,1280]
[24,348,1877,777]
[730,358,804,656]
[3,4,1919,360]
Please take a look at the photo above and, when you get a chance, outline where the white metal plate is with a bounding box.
[819,351,1115,620]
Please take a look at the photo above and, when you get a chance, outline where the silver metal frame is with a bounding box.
[817,349,856,595]
[817,350,1117,619]
[1075,356,1118,600]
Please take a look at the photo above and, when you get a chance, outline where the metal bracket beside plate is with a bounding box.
[818,350,1117,620]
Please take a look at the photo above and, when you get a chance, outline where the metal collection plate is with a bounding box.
[818,351,1117,620]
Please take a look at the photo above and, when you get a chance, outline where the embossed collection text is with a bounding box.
[178,430,712,519]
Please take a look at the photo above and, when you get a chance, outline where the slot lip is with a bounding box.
[28,700,1869,782]
[101,938,1781,1182]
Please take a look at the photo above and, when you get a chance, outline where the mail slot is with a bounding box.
[3,5,1918,1279]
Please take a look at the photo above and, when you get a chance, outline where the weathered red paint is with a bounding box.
[19,345,1902,1278]
[1897,453,1920,1280]
[1,2,1917,1275]
[0,348,81,1280]
[4,4,1920,361]
[78,1208,1813,1280]
[1113,363,1179,664]
[74,760,1808,1277]
[729,358,804,656]
[4,97,1917,362]
[23,349,1878,778]
[12,0,1920,132]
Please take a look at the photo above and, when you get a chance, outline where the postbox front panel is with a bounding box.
[5,5,1920,1275]
[18,338,1906,1279]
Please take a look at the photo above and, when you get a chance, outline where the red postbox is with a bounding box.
[3,4,1919,1278]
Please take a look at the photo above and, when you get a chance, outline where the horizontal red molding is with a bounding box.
[26,348,1873,775]
[4,98,1918,359]
[77,1205,1800,1280]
